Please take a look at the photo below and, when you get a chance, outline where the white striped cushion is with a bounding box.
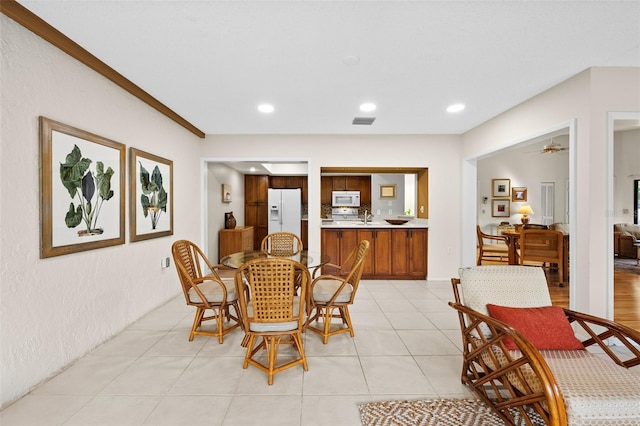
[312,278,353,303]
[188,277,237,303]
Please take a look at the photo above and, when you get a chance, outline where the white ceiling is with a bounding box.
[16,1,640,135]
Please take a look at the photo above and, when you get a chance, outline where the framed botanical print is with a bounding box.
[492,199,511,217]
[492,178,511,198]
[40,117,125,258]
[129,148,173,242]
[512,187,527,202]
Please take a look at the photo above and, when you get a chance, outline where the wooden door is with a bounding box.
[409,229,428,278]
[321,176,333,204]
[358,229,375,275]
[373,229,392,275]
[345,176,361,191]
[321,229,341,274]
[332,176,347,190]
[360,176,371,205]
[391,229,410,275]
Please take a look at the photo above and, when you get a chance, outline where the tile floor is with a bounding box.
[1,279,474,425]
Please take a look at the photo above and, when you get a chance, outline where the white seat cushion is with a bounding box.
[188,277,237,303]
[542,350,640,424]
[248,296,302,332]
[312,278,353,303]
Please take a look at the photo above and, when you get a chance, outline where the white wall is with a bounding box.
[199,134,463,281]
[613,129,640,223]
[0,16,202,406]
[462,67,640,317]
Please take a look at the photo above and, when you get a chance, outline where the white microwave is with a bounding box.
[332,191,360,207]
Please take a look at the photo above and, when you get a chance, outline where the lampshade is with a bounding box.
[517,204,534,215]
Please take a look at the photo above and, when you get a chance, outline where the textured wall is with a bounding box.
[0,16,202,406]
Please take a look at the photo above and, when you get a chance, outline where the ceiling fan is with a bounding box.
[531,137,569,154]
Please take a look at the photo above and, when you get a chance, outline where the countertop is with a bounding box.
[320,219,428,228]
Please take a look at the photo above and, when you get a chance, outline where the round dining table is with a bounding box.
[220,249,330,270]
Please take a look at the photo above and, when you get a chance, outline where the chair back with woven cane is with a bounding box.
[260,232,303,256]
[171,240,240,343]
[519,229,564,285]
[306,240,370,344]
[476,225,509,265]
[234,257,309,385]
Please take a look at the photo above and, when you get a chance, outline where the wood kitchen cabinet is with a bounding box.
[321,176,333,204]
[219,226,254,261]
[391,228,428,278]
[301,219,308,249]
[320,228,358,276]
[245,175,269,248]
[332,176,362,191]
[269,176,307,203]
[358,229,391,276]
[359,177,371,205]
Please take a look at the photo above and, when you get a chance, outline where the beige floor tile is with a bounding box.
[223,395,302,426]
[353,329,411,356]
[396,329,461,356]
[100,357,192,395]
[143,395,232,426]
[301,395,370,426]
[359,356,437,395]
[0,395,92,426]
[302,356,369,395]
[63,395,162,426]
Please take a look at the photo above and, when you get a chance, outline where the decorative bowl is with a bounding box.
[385,219,410,225]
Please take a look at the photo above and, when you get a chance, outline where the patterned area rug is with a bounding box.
[615,258,640,275]
[359,398,544,426]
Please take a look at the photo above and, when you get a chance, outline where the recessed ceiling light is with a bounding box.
[359,103,376,112]
[257,104,274,113]
[446,103,465,113]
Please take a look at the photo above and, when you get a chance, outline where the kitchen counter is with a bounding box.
[321,219,428,228]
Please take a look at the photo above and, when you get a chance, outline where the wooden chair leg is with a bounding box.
[190,307,205,341]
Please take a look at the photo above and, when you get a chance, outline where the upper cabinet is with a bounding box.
[321,176,372,204]
[269,175,307,203]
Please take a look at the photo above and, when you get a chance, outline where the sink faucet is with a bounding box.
[364,210,368,225]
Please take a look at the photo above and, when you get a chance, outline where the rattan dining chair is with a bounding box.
[519,229,565,286]
[234,257,310,385]
[260,232,303,256]
[305,240,370,344]
[476,225,509,265]
[171,239,241,343]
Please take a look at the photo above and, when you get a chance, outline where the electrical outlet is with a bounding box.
[377,209,381,215]
[165,257,170,267]
[388,209,392,214]
[447,247,453,255]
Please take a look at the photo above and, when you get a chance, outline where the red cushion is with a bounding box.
[486,304,585,351]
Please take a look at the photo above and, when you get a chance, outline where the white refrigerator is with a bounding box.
[268,188,301,236]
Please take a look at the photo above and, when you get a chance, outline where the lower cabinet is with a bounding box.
[320,228,427,279]
[391,228,428,279]
[321,228,358,276]
[358,229,392,276]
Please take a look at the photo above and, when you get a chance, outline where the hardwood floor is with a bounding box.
[477,255,640,332]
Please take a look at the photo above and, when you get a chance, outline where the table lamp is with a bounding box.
[517,204,534,224]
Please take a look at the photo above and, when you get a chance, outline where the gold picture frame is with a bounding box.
[512,187,527,202]
[379,184,397,199]
[129,148,174,242]
[492,199,511,217]
[40,117,125,258]
[492,178,510,198]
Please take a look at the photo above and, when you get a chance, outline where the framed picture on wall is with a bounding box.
[512,187,527,202]
[379,184,397,199]
[40,116,126,258]
[492,199,511,217]
[129,148,174,242]
[492,178,511,197]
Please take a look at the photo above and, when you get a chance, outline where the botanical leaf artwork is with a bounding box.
[59,144,115,236]
[139,162,167,229]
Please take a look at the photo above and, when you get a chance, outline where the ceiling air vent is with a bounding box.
[352,117,376,125]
